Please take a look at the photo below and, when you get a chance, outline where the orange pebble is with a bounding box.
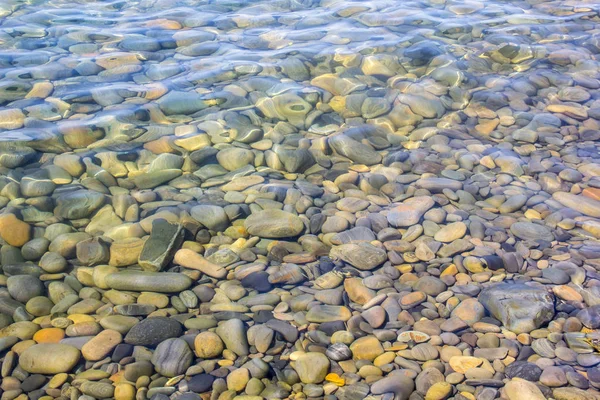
[33,327,65,344]
[583,188,600,201]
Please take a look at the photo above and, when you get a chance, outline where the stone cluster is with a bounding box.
[1,0,600,400]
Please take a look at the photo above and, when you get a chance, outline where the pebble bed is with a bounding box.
[0,0,600,400]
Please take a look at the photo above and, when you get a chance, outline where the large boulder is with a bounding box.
[479,283,555,334]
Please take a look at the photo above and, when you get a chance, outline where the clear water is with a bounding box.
[0,0,598,160]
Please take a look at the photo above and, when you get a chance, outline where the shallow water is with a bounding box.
[0,0,598,156]
[3,0,600,398]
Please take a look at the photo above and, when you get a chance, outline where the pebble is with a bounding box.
[194,331,224,358]
[216,318,249,356]
[0,1,599,398]
[244,209,304,238]
[105,270,192,293]
[124,317,182,346]
[151,338,193,377]
[293,352,330,384]
[479,283,555,334]
[19,344,80,374]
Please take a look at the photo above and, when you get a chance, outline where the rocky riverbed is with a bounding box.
[1,0,600,399]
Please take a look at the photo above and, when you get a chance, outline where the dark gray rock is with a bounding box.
[125,317,182,346]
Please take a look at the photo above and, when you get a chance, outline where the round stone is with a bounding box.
[194,331,224,359]
[151,338,193,377]
[19,344,81,374]
[124,317,182,346]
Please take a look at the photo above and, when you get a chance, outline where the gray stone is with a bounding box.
[191,205,229,232]
[151,338,193,377]
[387,196,435,227]
[125,317,182,346]
[244,209,304,238]
[329,135,382,165]
[54,190,105,219]
[510,222,554,241]
[577,305,600,329]
[371,373,415,400]
[105,270,192,293]
[138,219,184,272]
[7,275,44,303]
[330,242,387,270]
[216,318,248,356]
[479,283,555,334]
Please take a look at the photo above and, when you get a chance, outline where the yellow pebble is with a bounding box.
[374,352,396,367]
[524,209,541,220]
[48,373,69,389]
[218,360,234,367]
[325,373,345,386]
[33,327,65,344]
[114,383,136,400]
[68,314,96,324]
[425,382,452,400]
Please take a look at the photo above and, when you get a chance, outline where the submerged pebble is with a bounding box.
[0,0,599,399]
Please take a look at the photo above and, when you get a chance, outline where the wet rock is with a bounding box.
[387,197,435,227]
[105,270,192,293]
[124,317,182,346]
[54,190,104,219]
[216,318,248,356]
[19,344,80,374]
[479,283,555,334]
[293,352,330,384]
[244,209,304,238]
[138,219,184,272]
[330,242,387,270]
[151,338,193,377]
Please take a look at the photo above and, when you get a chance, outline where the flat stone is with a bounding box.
[434,222,467,242]
[479,283,555,334]
[105,270,192,293]
[0,213,30,247]
[138,219,184,272]
[505,361,542,381]
[188,374,215,393]
[306,305,352,323]
[578,305,600,329]
[330,242,387,270]
[350,336,384,361]
[191,205,229,232]
[449,356,483,374]
[174,249,227,278]
[19,344,80,374]
[510,222,554,241]
[370,373,415,400]
[151,338,193,377]
[451,298,485,325]
[387,196,434,227]
[124,317,182,346]
[504,378,545,400]
[329,134,382,165]
[244,209,304,238]
[553,192,600,218]
[54,190,105,219]
[81,329,122,361]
